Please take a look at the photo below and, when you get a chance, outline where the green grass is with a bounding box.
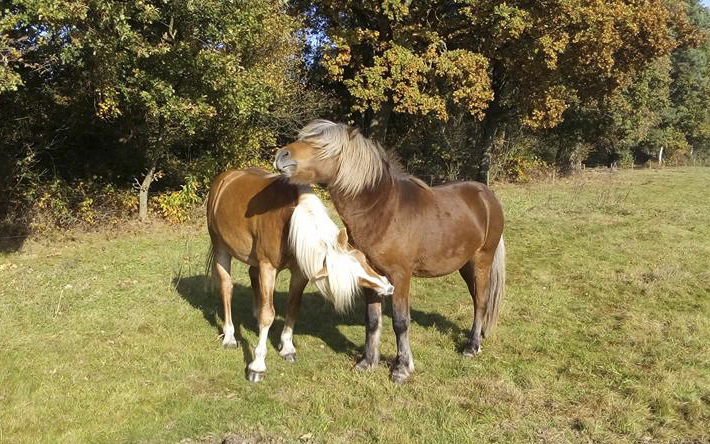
[1,167,709,443]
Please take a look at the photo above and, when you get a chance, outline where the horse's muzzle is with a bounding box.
[274,149,296,175]
[379,284,395,296]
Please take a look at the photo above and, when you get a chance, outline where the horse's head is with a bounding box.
[344,248,395,297]
[314,228,394,297]
[274,120,385,196]
[274,139,340,186]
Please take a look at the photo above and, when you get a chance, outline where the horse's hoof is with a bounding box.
[462,343,481,357]
[354,357,377,371]
[280,353,296,363]
[247,370,265,382]
[391,366,411,384]
[222,338,239,349]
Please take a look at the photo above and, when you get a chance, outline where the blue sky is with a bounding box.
[703,0,710,8]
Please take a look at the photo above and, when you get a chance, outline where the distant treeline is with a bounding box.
[1,0,709,228]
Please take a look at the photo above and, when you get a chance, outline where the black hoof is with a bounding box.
[462,343,481,357]
[354,357,377,371]
[281,353,296,363]
[222,341,239,349]
[247,370,265,382]
[391,366,411,384]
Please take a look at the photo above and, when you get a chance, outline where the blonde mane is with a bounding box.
[298,120,388,196]
[288,190,361,312]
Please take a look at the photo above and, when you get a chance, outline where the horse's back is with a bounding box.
[208,168,296,219]
[434,180,502,215]
[207,168,299,267]
[397,178,502,226]
[432,180,504,246]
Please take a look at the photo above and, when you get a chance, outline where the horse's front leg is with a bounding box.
[390,272,414,384]
[355,289,383,371]
[279,267,307,362]
[247,262,277,382]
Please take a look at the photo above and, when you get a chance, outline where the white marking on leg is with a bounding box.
[279,325,296,356]
[248,326,270,373]
[222,324,237,347]
[406,344,415,372]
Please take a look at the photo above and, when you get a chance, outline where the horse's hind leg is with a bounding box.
[247,262,277,382]
[248,266,260,320]
[279,267,308,362]
[214,248,238,348]
[459,255,492,356]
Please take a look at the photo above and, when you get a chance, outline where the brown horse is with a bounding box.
[206,167,393,382]
[274,121,505,384]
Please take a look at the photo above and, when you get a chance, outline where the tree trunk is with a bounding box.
[366,99,393,144]
[476,100,504,185]
[138,161,157,222]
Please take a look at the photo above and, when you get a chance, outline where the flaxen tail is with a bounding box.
[483,236,505,336]
[204,243,216,293]
[204,184,218,293]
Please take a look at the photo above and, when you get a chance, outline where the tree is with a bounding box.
[669,0,710,161]
[296,0,693,180]
[545,0,709,169]
[1,0,324,222]
[550,56,677,169]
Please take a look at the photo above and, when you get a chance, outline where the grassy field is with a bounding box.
[1,167,709,443]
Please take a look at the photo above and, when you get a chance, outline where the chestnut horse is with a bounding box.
[274,121,505,384]
[206,167,393,381]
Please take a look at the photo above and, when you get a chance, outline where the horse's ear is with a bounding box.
[314,265,328,279]
[337,227,349,249]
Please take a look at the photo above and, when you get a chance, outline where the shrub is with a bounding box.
[15,177,141,232]
[154,176,202,224]
[618,151,635,169]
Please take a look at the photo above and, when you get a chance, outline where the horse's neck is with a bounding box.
[329,173,396,249]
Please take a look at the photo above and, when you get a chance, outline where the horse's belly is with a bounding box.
[413,258,469,278]
[223,237,261,267]
[229,238,289,269]
[232,251,259,267]
[412,244,476,278]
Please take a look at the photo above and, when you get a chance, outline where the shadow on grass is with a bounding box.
[409,307,468,348]
[0,222,29,253]
[172,274,363,359]
[173,273,469,362]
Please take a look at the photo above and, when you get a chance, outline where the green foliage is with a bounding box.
[1,0,327,226]
[544,1,710,170]
[154,176,201,224]
[618,151,635,169]
[27,177,138,231]
[298,0,706,179]
[301,0,683,129]
[386,114,476,182]
[500,155,555,183]
[2,0,710,230]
